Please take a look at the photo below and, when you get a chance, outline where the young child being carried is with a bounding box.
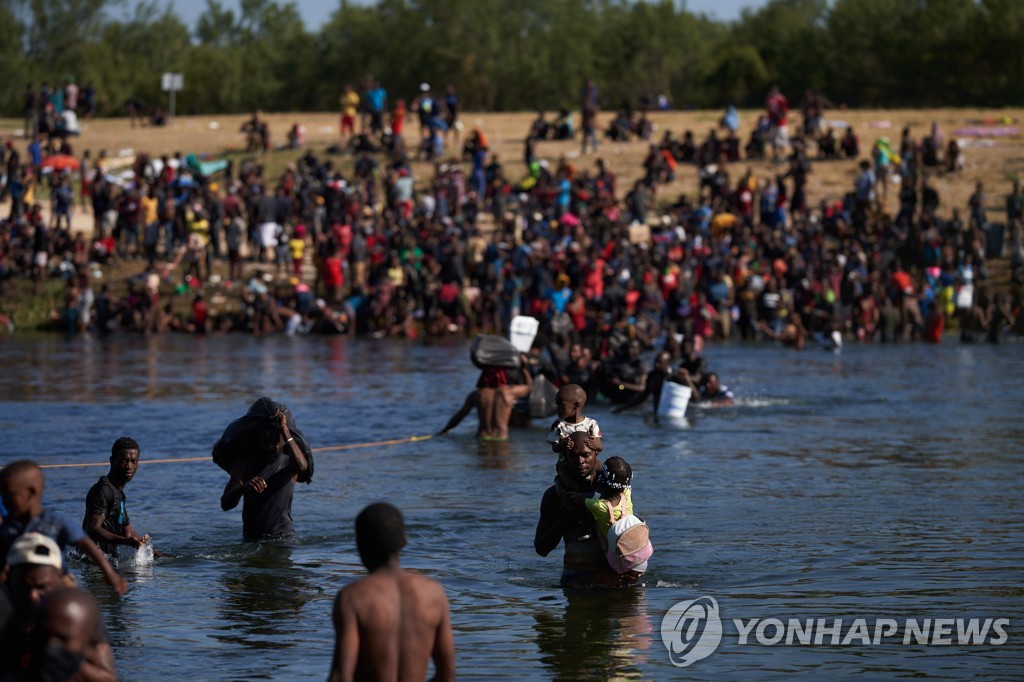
[585,456,652,575]
[548,384,603,490]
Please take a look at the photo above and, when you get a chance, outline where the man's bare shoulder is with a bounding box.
[338,569,446,601]
[335,573,388,606]
[396,569,448,601]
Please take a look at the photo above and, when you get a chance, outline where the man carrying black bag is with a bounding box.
[217,399,311,543]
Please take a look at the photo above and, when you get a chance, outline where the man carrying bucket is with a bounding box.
[610,351,679,416]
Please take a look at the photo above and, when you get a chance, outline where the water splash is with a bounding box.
[116,540,154,568]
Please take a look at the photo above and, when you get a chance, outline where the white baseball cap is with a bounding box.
[420,82,430,92]
[7,532,63,571]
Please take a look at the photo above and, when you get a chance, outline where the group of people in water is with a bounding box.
[0,426,457,680]
[0,364,667,681]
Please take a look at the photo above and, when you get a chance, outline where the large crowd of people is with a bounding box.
[1,79,1021,680]
[1,82,1022,357]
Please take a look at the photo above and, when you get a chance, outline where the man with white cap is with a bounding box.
[0,533,117,679]
[0,532,65,672]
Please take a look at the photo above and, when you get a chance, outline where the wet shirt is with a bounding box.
[539,485,614,586]
[83,476,129,554]
[240,453,298,543]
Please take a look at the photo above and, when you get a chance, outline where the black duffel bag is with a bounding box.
[212,397,314,483]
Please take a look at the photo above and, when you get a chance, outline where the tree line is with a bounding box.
[1,0,1021,118]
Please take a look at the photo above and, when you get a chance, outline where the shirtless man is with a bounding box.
[329,502,455,682]
[438,364,533,440]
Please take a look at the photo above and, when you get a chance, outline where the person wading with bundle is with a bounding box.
[220,410,309,543]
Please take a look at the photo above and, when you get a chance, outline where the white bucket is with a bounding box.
[509,315,540,353]
[955,284,973,310]
[657,381,691,419]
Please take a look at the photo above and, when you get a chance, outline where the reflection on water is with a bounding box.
[214,544,318,649]
[3,337,1023,678]
[476,439,515,469]
[534,589,653,681]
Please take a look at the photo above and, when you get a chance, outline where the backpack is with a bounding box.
[600,499,654,573]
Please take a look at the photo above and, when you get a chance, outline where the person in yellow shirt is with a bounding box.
[710,209,738,236]
[340,84,360,141]
[23,169,36,207]
[289,229,305,278]
[584,457,634,539]
[186,203,209,281]
[140,186,159,262]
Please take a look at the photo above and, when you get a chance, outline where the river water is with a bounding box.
[1,335,1021,680]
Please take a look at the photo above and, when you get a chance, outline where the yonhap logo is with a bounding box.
[659,595,1010,667]
[660,596,723,667]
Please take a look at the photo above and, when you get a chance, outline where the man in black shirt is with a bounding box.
[83,437,149,555]
[220,410,309,543]
[612,350,676,415]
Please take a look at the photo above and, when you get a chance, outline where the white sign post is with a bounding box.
[160,72,184,121]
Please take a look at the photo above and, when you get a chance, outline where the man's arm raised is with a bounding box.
[277,412,309,477]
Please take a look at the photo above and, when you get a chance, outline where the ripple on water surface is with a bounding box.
[4,337,1022,679]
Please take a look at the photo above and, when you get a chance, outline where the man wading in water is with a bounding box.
[329,502,455,682]
[438,364,533,441]
[220,410,309,542]
[534,432,641,587]
[83,437,153,555]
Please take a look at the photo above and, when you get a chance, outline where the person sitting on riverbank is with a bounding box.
[0,460,127,595]
[329,502,455,682]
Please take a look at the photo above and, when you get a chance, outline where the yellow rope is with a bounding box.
[36,434,434,470]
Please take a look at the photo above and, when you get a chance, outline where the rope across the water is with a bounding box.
[36,434,434,470]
